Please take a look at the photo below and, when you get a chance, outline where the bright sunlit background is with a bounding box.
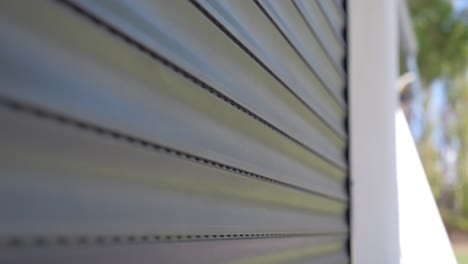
[405,0,468,262]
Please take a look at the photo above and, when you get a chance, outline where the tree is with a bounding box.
[449,77,468,215]
[417,111,444,202]
[418,135,444,201]
[409,0,468,85]
[410,0,468,230]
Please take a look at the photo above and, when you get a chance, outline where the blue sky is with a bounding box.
[428,80,447,149]
[453,0,468,12]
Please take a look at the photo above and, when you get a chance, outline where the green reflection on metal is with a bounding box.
[229,241,342,264]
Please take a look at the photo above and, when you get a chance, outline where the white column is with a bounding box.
[349,0,400,263]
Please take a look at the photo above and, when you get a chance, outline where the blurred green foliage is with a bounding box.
[409,0,468,85]
[442,208,468,232]
[417,122,443,201]
[451,78,468,216]
[410,0,468,232]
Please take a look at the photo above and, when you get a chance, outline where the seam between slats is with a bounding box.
[292,0,345,80]
[0,97,347,203]
[253,0,345,110]
[1,233,347,248]
[191,0,345,136]
[316,0,345,46]
[54,0,347,172]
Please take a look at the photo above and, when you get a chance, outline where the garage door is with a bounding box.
[0,1,349,263]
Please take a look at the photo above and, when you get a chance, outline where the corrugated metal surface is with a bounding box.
[0,0,349,263]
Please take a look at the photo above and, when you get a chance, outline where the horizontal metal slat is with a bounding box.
[294,0,345,72]
[256,0,345,106]
[0,107,346,235]
[0,236,346,264]
[66,0,347,150]
[295,252,349,264]
[0,0,347,199]
[317,0,345,44]
[194,0,345,134]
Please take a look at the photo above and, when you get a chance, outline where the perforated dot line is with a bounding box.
[57,0,347,173]
[252,0,345,109]
[0,98,346,204]
[191,0,347,148]
[0,233,323,248]
[191,0,346,134]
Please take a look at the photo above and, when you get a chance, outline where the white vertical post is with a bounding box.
[349,0,400,263]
